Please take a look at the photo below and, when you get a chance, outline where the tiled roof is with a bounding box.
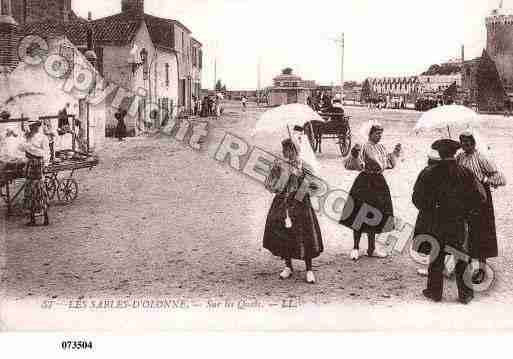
[22,11,197,52]
[23,19,141,47]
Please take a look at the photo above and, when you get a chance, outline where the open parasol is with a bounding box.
[414,104,481,138]
[253,103,325,135]
[253,103,322,174]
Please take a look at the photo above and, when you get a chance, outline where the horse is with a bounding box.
[304,120,326,153]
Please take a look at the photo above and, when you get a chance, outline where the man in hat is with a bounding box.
[324,94,348,134]
[58,103,71,135]
[412,139,486,304]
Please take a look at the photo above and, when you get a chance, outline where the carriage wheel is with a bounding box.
[57,178,79,204]
[44,176,58,200]
[338,133,352,157]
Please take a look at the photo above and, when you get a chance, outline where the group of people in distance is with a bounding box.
[262,119,505,304]
[198,94,223,118]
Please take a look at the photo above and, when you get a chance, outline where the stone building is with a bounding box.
[3,0,203,136]
[269,70,310,106]
[367,76,420,104]
[486,2,513,92]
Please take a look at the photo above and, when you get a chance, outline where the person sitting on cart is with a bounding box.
[324,94,349,134]
[23,120,51,226]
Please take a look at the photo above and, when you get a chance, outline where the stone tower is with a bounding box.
[121,0,144,15]
[0,0,20,72]
[10,0,72,25]
[486,1,513,90]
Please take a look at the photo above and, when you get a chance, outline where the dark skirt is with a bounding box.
[339,172,394,234]
[468,184,498,259]
[23,155,49,215]
[263,194,323,260]
[116,121,127,139]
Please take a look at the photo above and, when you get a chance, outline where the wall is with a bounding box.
[173,23,192,110]
[13,0,72,24]
[418,74,461,92]
[155,49,178,120]
[0,36,106,152]
[487,17,513,89]
[100,22,156,136]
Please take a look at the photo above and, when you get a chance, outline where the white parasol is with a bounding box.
[253,103,322,174]
[253,103,325,135]
[414,104,481,138]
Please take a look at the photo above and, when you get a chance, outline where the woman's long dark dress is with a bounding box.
[24,152,50,217]
[263,162,323,260]
[339,142,397,234]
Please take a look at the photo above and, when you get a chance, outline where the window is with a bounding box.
[181,31,184,52]
[165,63,170,87]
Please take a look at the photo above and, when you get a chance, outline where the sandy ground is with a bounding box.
[1,101,513,330]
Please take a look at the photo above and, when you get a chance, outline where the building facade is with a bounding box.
[7,0,203,135]
[367,76,420,103]
[269,71,309,106]
[486,5,513,92]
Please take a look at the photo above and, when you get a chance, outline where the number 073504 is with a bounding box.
[61,341,93,350]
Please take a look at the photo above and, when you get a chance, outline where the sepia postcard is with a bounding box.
[1,0,513,337]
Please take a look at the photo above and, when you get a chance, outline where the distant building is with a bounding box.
[486,3,513,92]
[367,76,420,104]
[269,70,310,106]
[418,73,461,93]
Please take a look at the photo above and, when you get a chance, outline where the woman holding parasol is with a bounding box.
[262,126,323,284]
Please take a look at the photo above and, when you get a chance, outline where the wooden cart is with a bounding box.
[1,114,98,216]
[0,155,99,216]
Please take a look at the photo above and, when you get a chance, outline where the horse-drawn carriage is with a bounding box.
[0,114,99,216]
[304,111,352,157]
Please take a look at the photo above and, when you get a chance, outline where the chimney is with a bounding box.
[0,0,20,73]
[461,44,465,63]
[121,0,144,15]
[88,11,92,20]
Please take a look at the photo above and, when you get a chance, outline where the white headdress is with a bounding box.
[290,129,320,176]
[359,119,383,141]
[458,127,490,154]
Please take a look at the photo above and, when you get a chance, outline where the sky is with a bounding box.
[73,0,503,90]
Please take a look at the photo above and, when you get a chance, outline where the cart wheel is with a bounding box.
[338,132,352,157]
[57,178,78,204]
[44,176,58,200]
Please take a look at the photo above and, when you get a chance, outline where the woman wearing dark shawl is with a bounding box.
[263,138,323,284]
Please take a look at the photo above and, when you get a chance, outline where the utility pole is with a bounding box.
[333,32,345,98]
[257,56,262,92]
[213,40,219,91]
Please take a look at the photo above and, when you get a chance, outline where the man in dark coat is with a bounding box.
[412,139,486,304]
[324,95,348,134]
[58,103,71,135]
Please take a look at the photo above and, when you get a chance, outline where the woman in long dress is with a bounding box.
[457,131,506,284]
[263,138,323,284]
[23,121,51,226]
[340,122,401,260]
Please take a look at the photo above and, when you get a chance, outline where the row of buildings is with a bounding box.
[364,1,513,112]
[0,0,203,140]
